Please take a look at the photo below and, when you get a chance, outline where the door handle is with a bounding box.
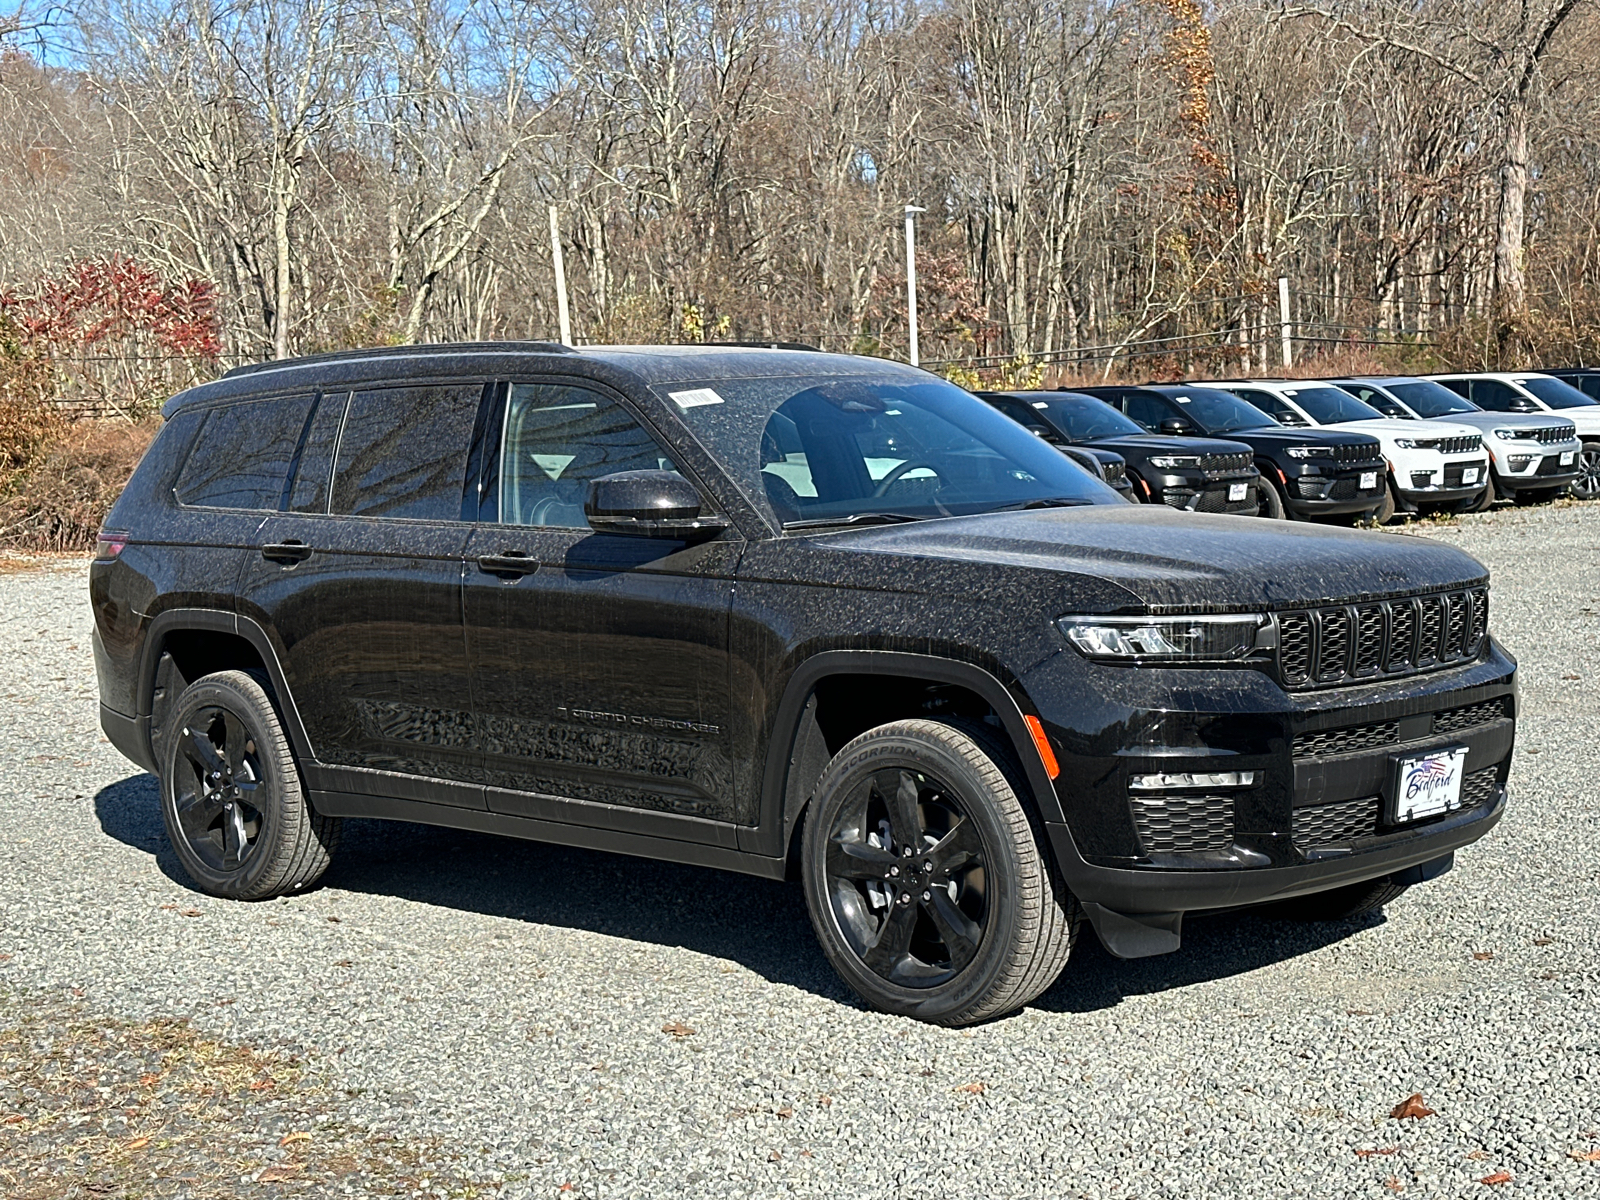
[476,551,539,578]
[261,540,313,565]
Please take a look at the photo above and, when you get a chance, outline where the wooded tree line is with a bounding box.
[4,0,1600,392]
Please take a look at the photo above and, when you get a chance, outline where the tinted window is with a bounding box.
[501,383,681,528]
[1516,377,1598,409]
[1581,376,1600,400]
[288,391,349,513]
[1434,378,1472,399]
[1388,380,1478,418]
[1156,387,1277,434]
[1340,384,1413,417]
[1276,385,1385,424]
[986,396,1058,438]
[1468,380,1522,412]
[330,384,480,520]
[1231,388,1301,424]
[1035,396,1145,440]
[1123,391,1176,431]
[174,395,314,511]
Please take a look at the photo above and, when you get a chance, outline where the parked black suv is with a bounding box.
[1076,384,1388,521]
[92,344,1515,1025]
[980,389,1261,515]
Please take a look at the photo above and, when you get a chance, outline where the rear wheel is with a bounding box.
[1574,442,1600,501]
[800,718,1079,1026]
[159,670,340,900]
[1278,878,1409,922]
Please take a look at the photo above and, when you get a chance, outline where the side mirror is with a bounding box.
[1159,417,1195,436]
[585,470,729,541]
[1276,410,1309,427]
[1510,397,1538,413]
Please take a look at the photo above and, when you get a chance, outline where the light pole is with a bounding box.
[904,204,925,366]
[549,204,573,346]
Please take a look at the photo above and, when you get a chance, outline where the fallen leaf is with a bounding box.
[2,1115,24,1125]
[260,1164,308,1182]
[817,1095,832,1108]
[138,1073,159,1087]
[558,1184,574,1193]
[0,953,11,961]
[660,1021,695,1038]
[799,1149,813,1158]
[776,1105,793,1119]
[1356,1147,1399,1157]
[1390,1093,1435,1120]
[1571,1149,1600,1162]
[278,1131,312,1147]
[1533,937,1553,946]
[126,1137,149,1151]
[159,904,177,911]
[957,1081,987,1095]
[1473,951,1494,961]
[216,998,236,1006]
[69,987,84,997]
[179,908,201,918]
[326,916,340,923]
[1467,1150,1490,1161]
[767,1150,782,1162]
[334,960,353,968]
[249,1079,275,1092]
[1481,1172,1512,1186]
[1383,1179,1402,1193]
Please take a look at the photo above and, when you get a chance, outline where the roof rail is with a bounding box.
[694,341,820,352]
[221,340,577,380]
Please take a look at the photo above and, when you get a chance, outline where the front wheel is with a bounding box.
[1256,479,1285,519]
[159,670,340,900]
[1574,442,1600,501]
[800,719,1079,1026]
[1468,474,1498,513]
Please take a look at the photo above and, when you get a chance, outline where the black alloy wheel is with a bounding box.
[1255,479,1285,519]
[160,670,340,900]
[801,719,1079,1025]
[1571,443,1600,500]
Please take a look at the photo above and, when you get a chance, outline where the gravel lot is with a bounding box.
[2,503,1598,1199]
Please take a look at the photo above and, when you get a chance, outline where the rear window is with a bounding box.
[329,384,482,520]
[1516,377,1598,410]
[174,395,314,511]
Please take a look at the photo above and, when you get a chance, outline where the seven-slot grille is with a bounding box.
[1331,442,1385,466]
[1103,461,1127,485]
[1412,435,1482,454]
[1516,425,1573,444]
[1276,587,1488,687]
[1198,450,1254,473]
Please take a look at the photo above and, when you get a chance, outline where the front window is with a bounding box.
[1035,397,1146,440]
[1277,386,1386,424]
[1387,380,1478,418]
[1516,377,1598,410]
[1159,388,1279,434]
[658,373,1120,529]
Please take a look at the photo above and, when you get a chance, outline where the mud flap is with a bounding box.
[1081,902,1184,959]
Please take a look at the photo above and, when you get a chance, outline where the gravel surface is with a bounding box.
[2,503,1598,1199]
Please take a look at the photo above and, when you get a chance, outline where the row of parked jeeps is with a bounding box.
[978,370,1600,524]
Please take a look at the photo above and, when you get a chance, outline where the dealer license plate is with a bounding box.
[1391,746,1469,825]
[1462,467,1480,485]
[1561,450,1577,466]
[1228,482,1249,501]
[1360,471,1378,489]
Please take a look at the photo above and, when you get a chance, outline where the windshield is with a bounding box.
[1517,376,1598,409]
[1037,397,1145,439]
[1387,380,1479,417]
[1279,385,1386,424]
[1162,387,1279,434]
[658,373,1121,529]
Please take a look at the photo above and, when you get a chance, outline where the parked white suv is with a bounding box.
[1208,380,1488,523]
[1332,376,1582,509]
[1428,371,1600,502]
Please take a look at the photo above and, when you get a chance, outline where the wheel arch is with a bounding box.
[751,651,1064,871]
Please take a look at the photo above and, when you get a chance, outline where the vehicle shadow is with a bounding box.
[94,774,1376,1017]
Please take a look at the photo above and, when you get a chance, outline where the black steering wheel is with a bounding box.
[872,460,942,498]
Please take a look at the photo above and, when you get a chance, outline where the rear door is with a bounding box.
[462,378,746,833]
[237,381,488,806]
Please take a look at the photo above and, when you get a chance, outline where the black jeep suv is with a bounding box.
[92,344,1515,1025]
[1075,384,1389,521]
[980,389,1261,514]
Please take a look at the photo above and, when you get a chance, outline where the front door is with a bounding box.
[237,381,487,805]
[463,380,745,828]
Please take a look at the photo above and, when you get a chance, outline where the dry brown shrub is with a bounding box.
[0,418,158,551]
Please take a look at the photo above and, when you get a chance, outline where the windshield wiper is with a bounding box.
[984,497,1093,513]
[782,512,927,531]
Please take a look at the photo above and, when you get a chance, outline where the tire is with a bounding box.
[1256,479,1285,520]
[1125,470,1149,502]
[1468,473,1498,513]
[800,718,1080,1026]
[1575,441,1600,501]
[159,669,340,900]
[1277,877,1409,922]
[1371,480,1398,525]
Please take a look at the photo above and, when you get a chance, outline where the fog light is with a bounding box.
[1129,771,1258,791]
[1508,454,1536,469]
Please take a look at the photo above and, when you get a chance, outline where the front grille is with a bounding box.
[1296,796,1380,847]
[1198,451,1253,473]
[1536,453,1573,476]
[1332,443,1385,466]
[1275,586,1488,688]
[1459,765,1501,808]
[1433,696,1512,735]
[1293,720,1400,759]
[1517,425,1573,445]
[1131,793,1233,854]
[1103,461,1126,484]
[1414,435,1483,454]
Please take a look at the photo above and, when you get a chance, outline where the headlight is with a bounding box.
[1058,614,1273,662]
[1147,455,1200,469]
[1393,438,1418,449]
[1285,446,1331,459]
[1492,428,1518,440]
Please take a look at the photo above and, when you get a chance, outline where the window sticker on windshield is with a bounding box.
[1175,396,1192,402]
[669,388,725,409]
[1033,402,1049,408]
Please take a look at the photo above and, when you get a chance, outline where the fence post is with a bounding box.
[1278,276,1293,368]
[904,205,925,366]
[549,205,572,346]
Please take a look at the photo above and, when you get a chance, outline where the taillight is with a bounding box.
[94,533,128,560]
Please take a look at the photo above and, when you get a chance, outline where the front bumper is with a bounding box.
[1397,458,1490,503]
[1281,465,1387,514]
[1151,470,1261,515]
[1494,445,1581,491]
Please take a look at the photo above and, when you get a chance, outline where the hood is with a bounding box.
[1330,417,1481,440]
[815,504,1486,613]
[1414,411,1576,437]
[1222,426,1380,450]
[1082,434,1254,457]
